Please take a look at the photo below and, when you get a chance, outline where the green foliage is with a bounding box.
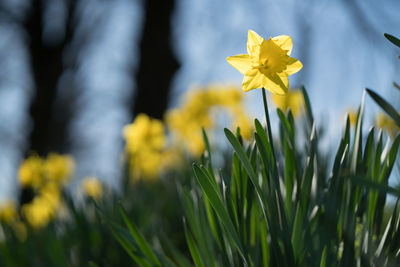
[110,86,400,266]
[0,175,188,267]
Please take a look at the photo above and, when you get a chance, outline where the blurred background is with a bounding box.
[0,0,399,201]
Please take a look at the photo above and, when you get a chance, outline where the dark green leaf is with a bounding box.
[119,203,161,266]
[384,33,400,48]
[192,163,247,263]
[366,88,400,126]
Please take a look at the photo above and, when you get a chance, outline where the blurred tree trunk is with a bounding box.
[24,0,76,156]
[133,0,179,120]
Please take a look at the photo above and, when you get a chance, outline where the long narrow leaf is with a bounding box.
[366,88,400,126]
[119,203,161,266]
[184,220,205,267]
[192,164,247,263]
[384,33,400,48]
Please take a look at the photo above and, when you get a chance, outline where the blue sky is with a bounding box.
[172,0,400,113]
[171,0,400,151]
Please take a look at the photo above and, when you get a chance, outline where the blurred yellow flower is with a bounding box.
[19,153,75,189]
[18,154,44,188]
[346,109,358,127]
[161,147,185,170]
[166,85,252,157]
[21,182,63,229]
[227,30,302,94]
[0,200,18,224]
[185,135,206,157]
[0,200,27,242]
[123,114,165,181]
[217,86,243,107]
[166,89,210,157]
[17,153,73,230]
[40,183,62,209]
[12,221,27,242]
[44,153,75,185]
[375,112,399,136]
[232,113,253,140]
[22,196,56,229]
[123,114,165,154]
[81,177,103,200]
[129,149,163,180]
[271,90,303,117]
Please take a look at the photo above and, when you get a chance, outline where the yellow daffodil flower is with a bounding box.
[40,183,62,209]
[166,85,255,157]
[81,177,103,200]
[227,30,302,94]
[21,181,63,229]
[12,221,27,242]
[271,90,303,117]
[375,112,399,136]
[123,114,165,154]
[17,153,73,230]
[0,200,27,242]
[231,111,253,140]
[18,154,44,188]
[19,153,75,189]
[123,114,166,181]
[346,109,358,127]
[0,200,18,224]
[130,149,163,180]
[22,196,57,229]
[44,153,75,185]
[161,146,184,170]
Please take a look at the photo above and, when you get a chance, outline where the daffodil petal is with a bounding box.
[265,73,288,95]
[226,54,253,74]
[242,69,263,92]
[278,73,289,89]
[247,30,264,57]
[272,35,293,55]
[242,70,288,94]
[285,57,303,75]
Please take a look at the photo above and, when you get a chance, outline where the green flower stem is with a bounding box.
[262,88,276,159]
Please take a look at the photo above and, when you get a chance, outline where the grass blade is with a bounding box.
[366,88,400,126]
[384,33,400,48]
[351,91,365,174]
[119,203,161,266]
[224,128,264,206]
[192,163,247,264]
[184,220,205,267]
[301,86,314,127]
[350,176,400,198]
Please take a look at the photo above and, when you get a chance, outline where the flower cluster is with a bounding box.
[271,89,304,117]
[81,177,103,200]
[0,200,27,241]
[122,85,253,182]
[123,114,167,181]
[18,153,74,229]
[166,85,253,156]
